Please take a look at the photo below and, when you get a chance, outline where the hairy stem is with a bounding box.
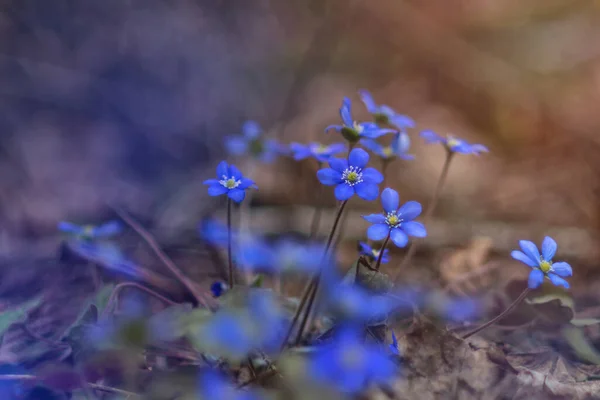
[462,287,531,339]
[394,151,454,282]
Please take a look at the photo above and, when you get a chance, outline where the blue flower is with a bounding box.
[359,90,416,130]
[324,283,397,323]
[237,239,325,275]
[420,130,489,155]
[289,142,346,163]
[317,148,383,201]
[58,220,122,240]
[197,311,256,360]
[210,281,229,298]
[198,370,264,400]
[363,188,427,248]
[361,131,414,162]
[203,161,256,203]
[225,121,286,163]
[199,218,232,247]
[307,326,397,394]
[359,241,390,264]
[511,236,572,289]
[325,98,395,143]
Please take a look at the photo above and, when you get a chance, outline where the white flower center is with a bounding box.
[385,212,402,227]
[342,166,363,186]
[446,135,461,149]
[352,121,364,134]
[219,175,241,189]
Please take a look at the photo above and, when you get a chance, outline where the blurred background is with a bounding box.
[1,0,599,267]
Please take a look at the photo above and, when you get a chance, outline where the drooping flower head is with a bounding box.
[58,220,122,241]
[289,142,346,164]
[359,90,415,131]
[420,130,488,155]
[325,98,395,144]
[317,148,383,201]
[204,161,256,203]
[358,241,390,264]
[225,121,287,163]
[307,326,397,394]
[363,188,427,248]
[511,236,572,289]
[361,131,414,162]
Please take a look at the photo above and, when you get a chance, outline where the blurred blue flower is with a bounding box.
[58,220,122,240]
[198,370,264,400]
[442,296,481,322]
[325,98,395,143]
[289,142,346,163]
[324,283,397,323]
[359,90,415,130]
[389,331,400,355]
[199,218,232,247]
[359,242,390,264]
[307,326,397,394]
[225,121,286,163]
[238,239,325,275]
[511,236,572,289]
[420,130,489,155]
[198,311,256,360]
[204,161,256,203]
[363,188,426,248]
[247,290,288,353]
[210,281,229,298]
[317,148,383,201]
[361,131,414,162]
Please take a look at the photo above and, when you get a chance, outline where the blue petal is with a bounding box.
[381,188,399,213]
[470,144,489,154]
[340,97,354,126]
[359,89,378,113]
[228,188,246,203]
[203,179,220,186]
[238,177,256,189]
[348,148,369,168]
[216,161,229,178]
[548,273,569,289]
[329,158,348,173]
[361,127,395,139]
[367,224,389,241]
[398,201,422,220]
[390,228,409,248]
[327,143,347,155]
[360,139,383,154]
[325,124,343,133]
[354,182,379,201]
[420,130,444,144]
[541,236,557,261]
[228,164,243,180]
[58,221,84,234]
[208,184,228,196]
[528,269,544,289]
[290,143,311,160]
[519,240,541,266]
[362,168,384,184]
[392,132,411,154]
[390,115,416,129]
[359,241,373,254]
[335,183,355,201]
[551,262,572,277]
[94,221,122,237]
[401,221,426,237]
[362,213,386,224]
[225,137,248,155]
[317,168,342,185]
[511,250,537,267]
[242,120,262,139]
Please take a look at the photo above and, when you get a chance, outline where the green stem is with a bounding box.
[393,151,454,282]
[374,233,391,272]
[462,288,531,339]
[227,198,234,288]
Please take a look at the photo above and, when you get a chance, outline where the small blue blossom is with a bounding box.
[58,220,122,240]
[307,326,397,394]
[289,142,346,163]
[420,130,489,155]
[361,131,414,162]
[203,161,256,203]
[225,121,286,163]
[511,236,572,289]
[317,148,383,201]
[389,331,400,355]
[359,241,390,264]
[363,188,427,248]
[210,281,229,298]
[325,98,395,143]
[359,89,415,130]
[198,370,264,400]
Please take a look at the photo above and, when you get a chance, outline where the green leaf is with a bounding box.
[342,260,359,285]
[562,324,600,364]
[59,283,115,340]
[526,285,574,324]
[0,297,42,337]
[571,318,600,327]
